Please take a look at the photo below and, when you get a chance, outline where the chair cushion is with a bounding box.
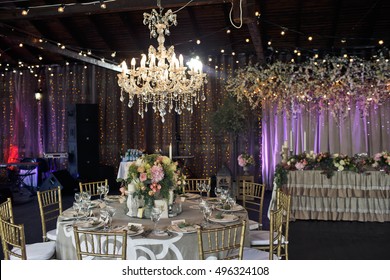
[243,247,279,260]
[11,241,56,260]
[46,229,57,241]
[249,230,285,246]
[248,219,260,230]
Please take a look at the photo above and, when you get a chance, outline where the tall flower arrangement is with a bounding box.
[237,153,255,167]
[125,154,186,205]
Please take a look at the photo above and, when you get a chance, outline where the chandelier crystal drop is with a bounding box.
[117,1,207,123]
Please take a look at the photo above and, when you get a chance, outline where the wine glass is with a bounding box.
[197,183,205,200]
[97,185,104,201]
[73,202,81,221]
[81,191,91,203]
[74,193,82,203]
[201,204,213,227]
[105,206,116,230]
[204,183,211,197]
[214,185,222,203]
[99,209,110,230]
[150,207,163,234]
[103,185,110,200]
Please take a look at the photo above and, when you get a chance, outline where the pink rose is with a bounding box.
[139,172,147,182]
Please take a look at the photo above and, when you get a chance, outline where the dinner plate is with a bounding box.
[167,224,200,234]
[104,195,122,202]
[74,219,104,230]
[215,205,245,212]
[60,210,86,220]
[209,214,239,223]
[127,225,144,237]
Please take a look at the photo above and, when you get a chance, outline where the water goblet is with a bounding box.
[74,193,82,203]
[97,185,104,201]
[99,209,110,230]
[103,185,110,200]
[73,202,81,221]
[150,207,163,234]
[204,183,211,197]
[201,205,213,227]
[105,206,116,230]
[81,191,91,203]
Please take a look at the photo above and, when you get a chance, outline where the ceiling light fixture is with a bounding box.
[21,9,29,16]
[118,0,207,123]
[100,1,107,9]
[58,5,65,13]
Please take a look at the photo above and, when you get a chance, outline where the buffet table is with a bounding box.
[284,170,390,222]
[55,199,249,260]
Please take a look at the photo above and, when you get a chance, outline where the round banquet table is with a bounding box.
[55,198,249,260]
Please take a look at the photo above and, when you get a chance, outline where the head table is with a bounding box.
[55,198,249,260]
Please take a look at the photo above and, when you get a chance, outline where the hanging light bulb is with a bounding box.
[58,5,65,13]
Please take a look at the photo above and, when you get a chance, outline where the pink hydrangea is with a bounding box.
[237,155,246,167]
[150,165,164,183]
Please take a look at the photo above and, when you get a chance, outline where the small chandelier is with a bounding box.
[117,0,207,123]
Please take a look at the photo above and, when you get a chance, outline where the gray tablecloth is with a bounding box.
[55,199,249,259]
[283,171,390,222]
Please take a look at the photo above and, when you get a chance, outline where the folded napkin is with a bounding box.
[127,223,143,234]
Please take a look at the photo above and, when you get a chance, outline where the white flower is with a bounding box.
[338,165,344,171]
[339,160,345,166]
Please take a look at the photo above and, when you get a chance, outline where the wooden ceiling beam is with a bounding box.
[0,0,228,21]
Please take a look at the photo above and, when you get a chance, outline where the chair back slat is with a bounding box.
[73,226,128,260]
[197,220,246,260]
[37,186,63,241]
[242,182,265,229]
[79,179,108,197]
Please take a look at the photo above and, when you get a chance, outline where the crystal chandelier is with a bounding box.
[117,0,207,123]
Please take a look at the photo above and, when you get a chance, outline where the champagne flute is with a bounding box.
[73,202,81,221]
[150,207,163,234]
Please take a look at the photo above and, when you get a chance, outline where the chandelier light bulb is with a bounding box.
[22,9,29,16]
[58,5,65,13]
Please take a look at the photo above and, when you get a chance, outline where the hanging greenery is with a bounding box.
[226,54,390,121]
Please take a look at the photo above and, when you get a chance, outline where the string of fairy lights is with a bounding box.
[0,1,388,75]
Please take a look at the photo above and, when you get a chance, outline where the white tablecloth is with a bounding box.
[117,161,134,180]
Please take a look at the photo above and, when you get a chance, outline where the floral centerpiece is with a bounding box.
[121,154,186,207]
[274,150,390,188]
[237,153,255,167]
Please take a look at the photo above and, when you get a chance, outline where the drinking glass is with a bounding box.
[74,193,82,203]
[197,183,205,200]
[201,205,213,227]
[204,183,211,197]
[103,185,110,200]
[97,185,104,201]
[99,209,110,230]
[150,207,163,234]
[106,206,116,230]
[81,191,91,203]
[73,202,81,221]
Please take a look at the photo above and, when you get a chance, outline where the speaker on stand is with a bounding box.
[40,170,78,194]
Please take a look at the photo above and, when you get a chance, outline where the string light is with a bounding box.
[58,5,65,13]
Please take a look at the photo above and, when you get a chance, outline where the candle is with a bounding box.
[304,131,307,152]
[289,131,293,152]
[283,140,288,148]
[169,143,172,159]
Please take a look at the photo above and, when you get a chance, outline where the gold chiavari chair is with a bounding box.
[197,220,246,260]
[249,188,291,259]
[0,219,56,260]
[37,186,63,241]
[79,179,108,197]
[0,198,14,224]
[73,226,128,260]
[185,178,211,197]
[243,206,284,260]
[242,181,265,230]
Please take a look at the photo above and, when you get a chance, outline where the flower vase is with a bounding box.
[154,199,168,219]
[243,166,250,175]
[143,200,153,219]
